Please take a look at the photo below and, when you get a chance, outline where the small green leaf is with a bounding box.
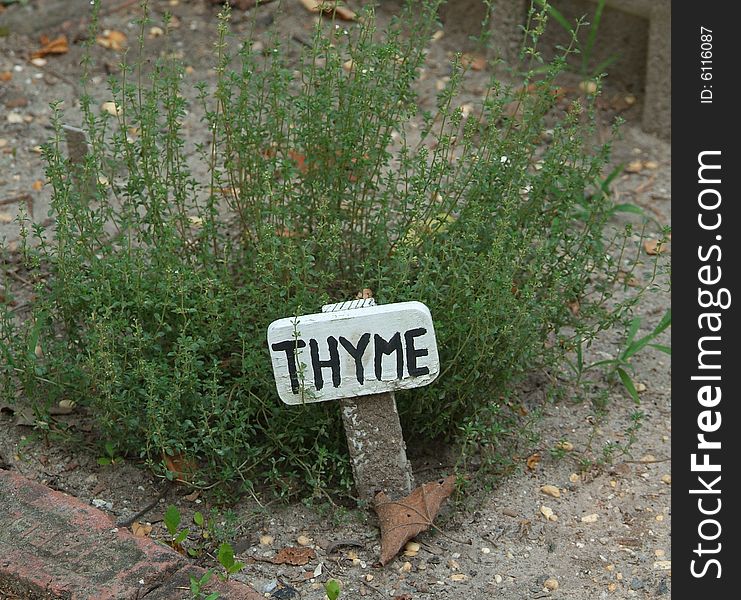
[175,529,188,544]
[617,367,640,404]
[201,569,214,585]
[205,593,220,600]
[228,561,244,574]
[193,511,204,527]
[217,542,235,570]
[325,579,341,600]
[610,203,644,216]
[649,343,671,355]
[164,505,180,536]
[97,457,112,466]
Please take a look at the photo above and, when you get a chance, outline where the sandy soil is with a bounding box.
[1,1,670,598]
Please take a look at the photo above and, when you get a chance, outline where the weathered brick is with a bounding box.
[0,470,183,599]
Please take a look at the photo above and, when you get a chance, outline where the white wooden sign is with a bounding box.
[267,301,440,405]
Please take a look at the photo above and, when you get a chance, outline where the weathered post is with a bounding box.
[267,299,440,503]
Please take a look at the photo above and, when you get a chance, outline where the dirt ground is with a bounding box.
[1,1,670,598]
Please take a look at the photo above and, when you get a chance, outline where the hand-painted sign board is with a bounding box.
[267,301,440,405]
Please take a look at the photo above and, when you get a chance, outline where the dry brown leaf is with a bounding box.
[461,53,486,71]
[163,451,198,483]
[288,149,308,174]
[96,30,128,51]
[132,521,153,537]
[299,0,357,21]
[275,226,302,238]
[184,490,201,502]
[0,71,12,82]
[374,474,457,566]
[643,239,665,255]
[526,453,541,470]
[567,299,580,316]
[31,35,69,59]
[32,180,43,192]
[272,546,316,566]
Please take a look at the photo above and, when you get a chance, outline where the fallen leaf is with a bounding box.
[32,180,43,191]
[299,0,357,21]
[31,35,69,59]
[275,227,301,238]
[526,453,541,470]
[461,53,486,71]
[567,299,580,315]
[183,490,201,502]
[374,474,456,565]
[0,71,11,82]
[272,546,316,566]
[540,485,561,498]
[132,521,153,537]
[163,451,198,483]
[288,149,308,174]
[643,239,665,255]
[96,29,128,51]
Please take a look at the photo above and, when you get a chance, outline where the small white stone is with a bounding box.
[581,513,599,523]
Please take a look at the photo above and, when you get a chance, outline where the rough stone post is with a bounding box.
[340,393,414,503]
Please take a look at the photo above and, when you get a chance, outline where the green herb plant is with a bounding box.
[0,0,663,498]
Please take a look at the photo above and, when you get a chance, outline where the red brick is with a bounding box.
[142,565,263,600]
[0,470,184,599]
